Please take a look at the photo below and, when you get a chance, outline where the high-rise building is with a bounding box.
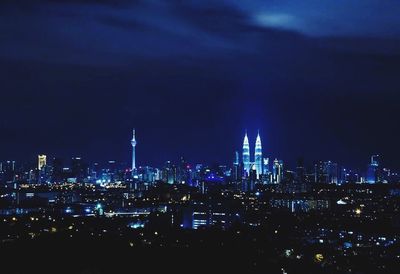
[177,156,190,184]
[1,160,16,182]
[324,161,338,184]
[366,155,380,184]
[263,158,269,175]
[234,151,239,166]
[254,131,262,178]
[314,161,324,183]
[162,161,176,184]
[242,131,250,176]
[38,155,47,170]
[131,129,137,171]
[296,158,305,184]
[313,160,338,184]
[249,164,257,189]
[52,157,64,183]
[272,159,283,183]
[339,168,348,184]
[260,157,270,184]
[71,157,88,182]
[232,151,241,181]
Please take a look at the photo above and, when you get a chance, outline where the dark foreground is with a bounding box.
[2,228,399,274]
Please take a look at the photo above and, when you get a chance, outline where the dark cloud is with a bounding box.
[96,15,155,32]
[0,0,399,170]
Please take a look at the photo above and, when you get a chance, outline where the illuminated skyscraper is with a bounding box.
[273,158,283,183]
[366,155,380,184]
[38,155,47,170]
[249,164,257,191]
[162,161,176,184]
[254,131,262,178]
[131,129,137,171]
[232,151,241,181]
[234,151,239,166]
[263,158,269,175]
[242,131,250,175]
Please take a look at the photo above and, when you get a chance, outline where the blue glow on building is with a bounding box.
[242,131,250,176]
[254,131,262,178]
[131,129,137,171]
[366,155,380,184]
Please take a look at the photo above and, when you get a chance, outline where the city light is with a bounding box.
[0,2,398,273]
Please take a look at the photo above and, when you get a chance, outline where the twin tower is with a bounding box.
[242,131,263,177]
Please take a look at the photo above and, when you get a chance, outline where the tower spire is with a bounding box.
[131,129,137,170]
[242,130,250,175]
[254,130,262,178]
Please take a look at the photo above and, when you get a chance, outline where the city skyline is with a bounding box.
[0,129,395,186]
[0,127,393,173]
[1,2,400,273]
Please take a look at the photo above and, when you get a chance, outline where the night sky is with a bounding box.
[1,0,399,170]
